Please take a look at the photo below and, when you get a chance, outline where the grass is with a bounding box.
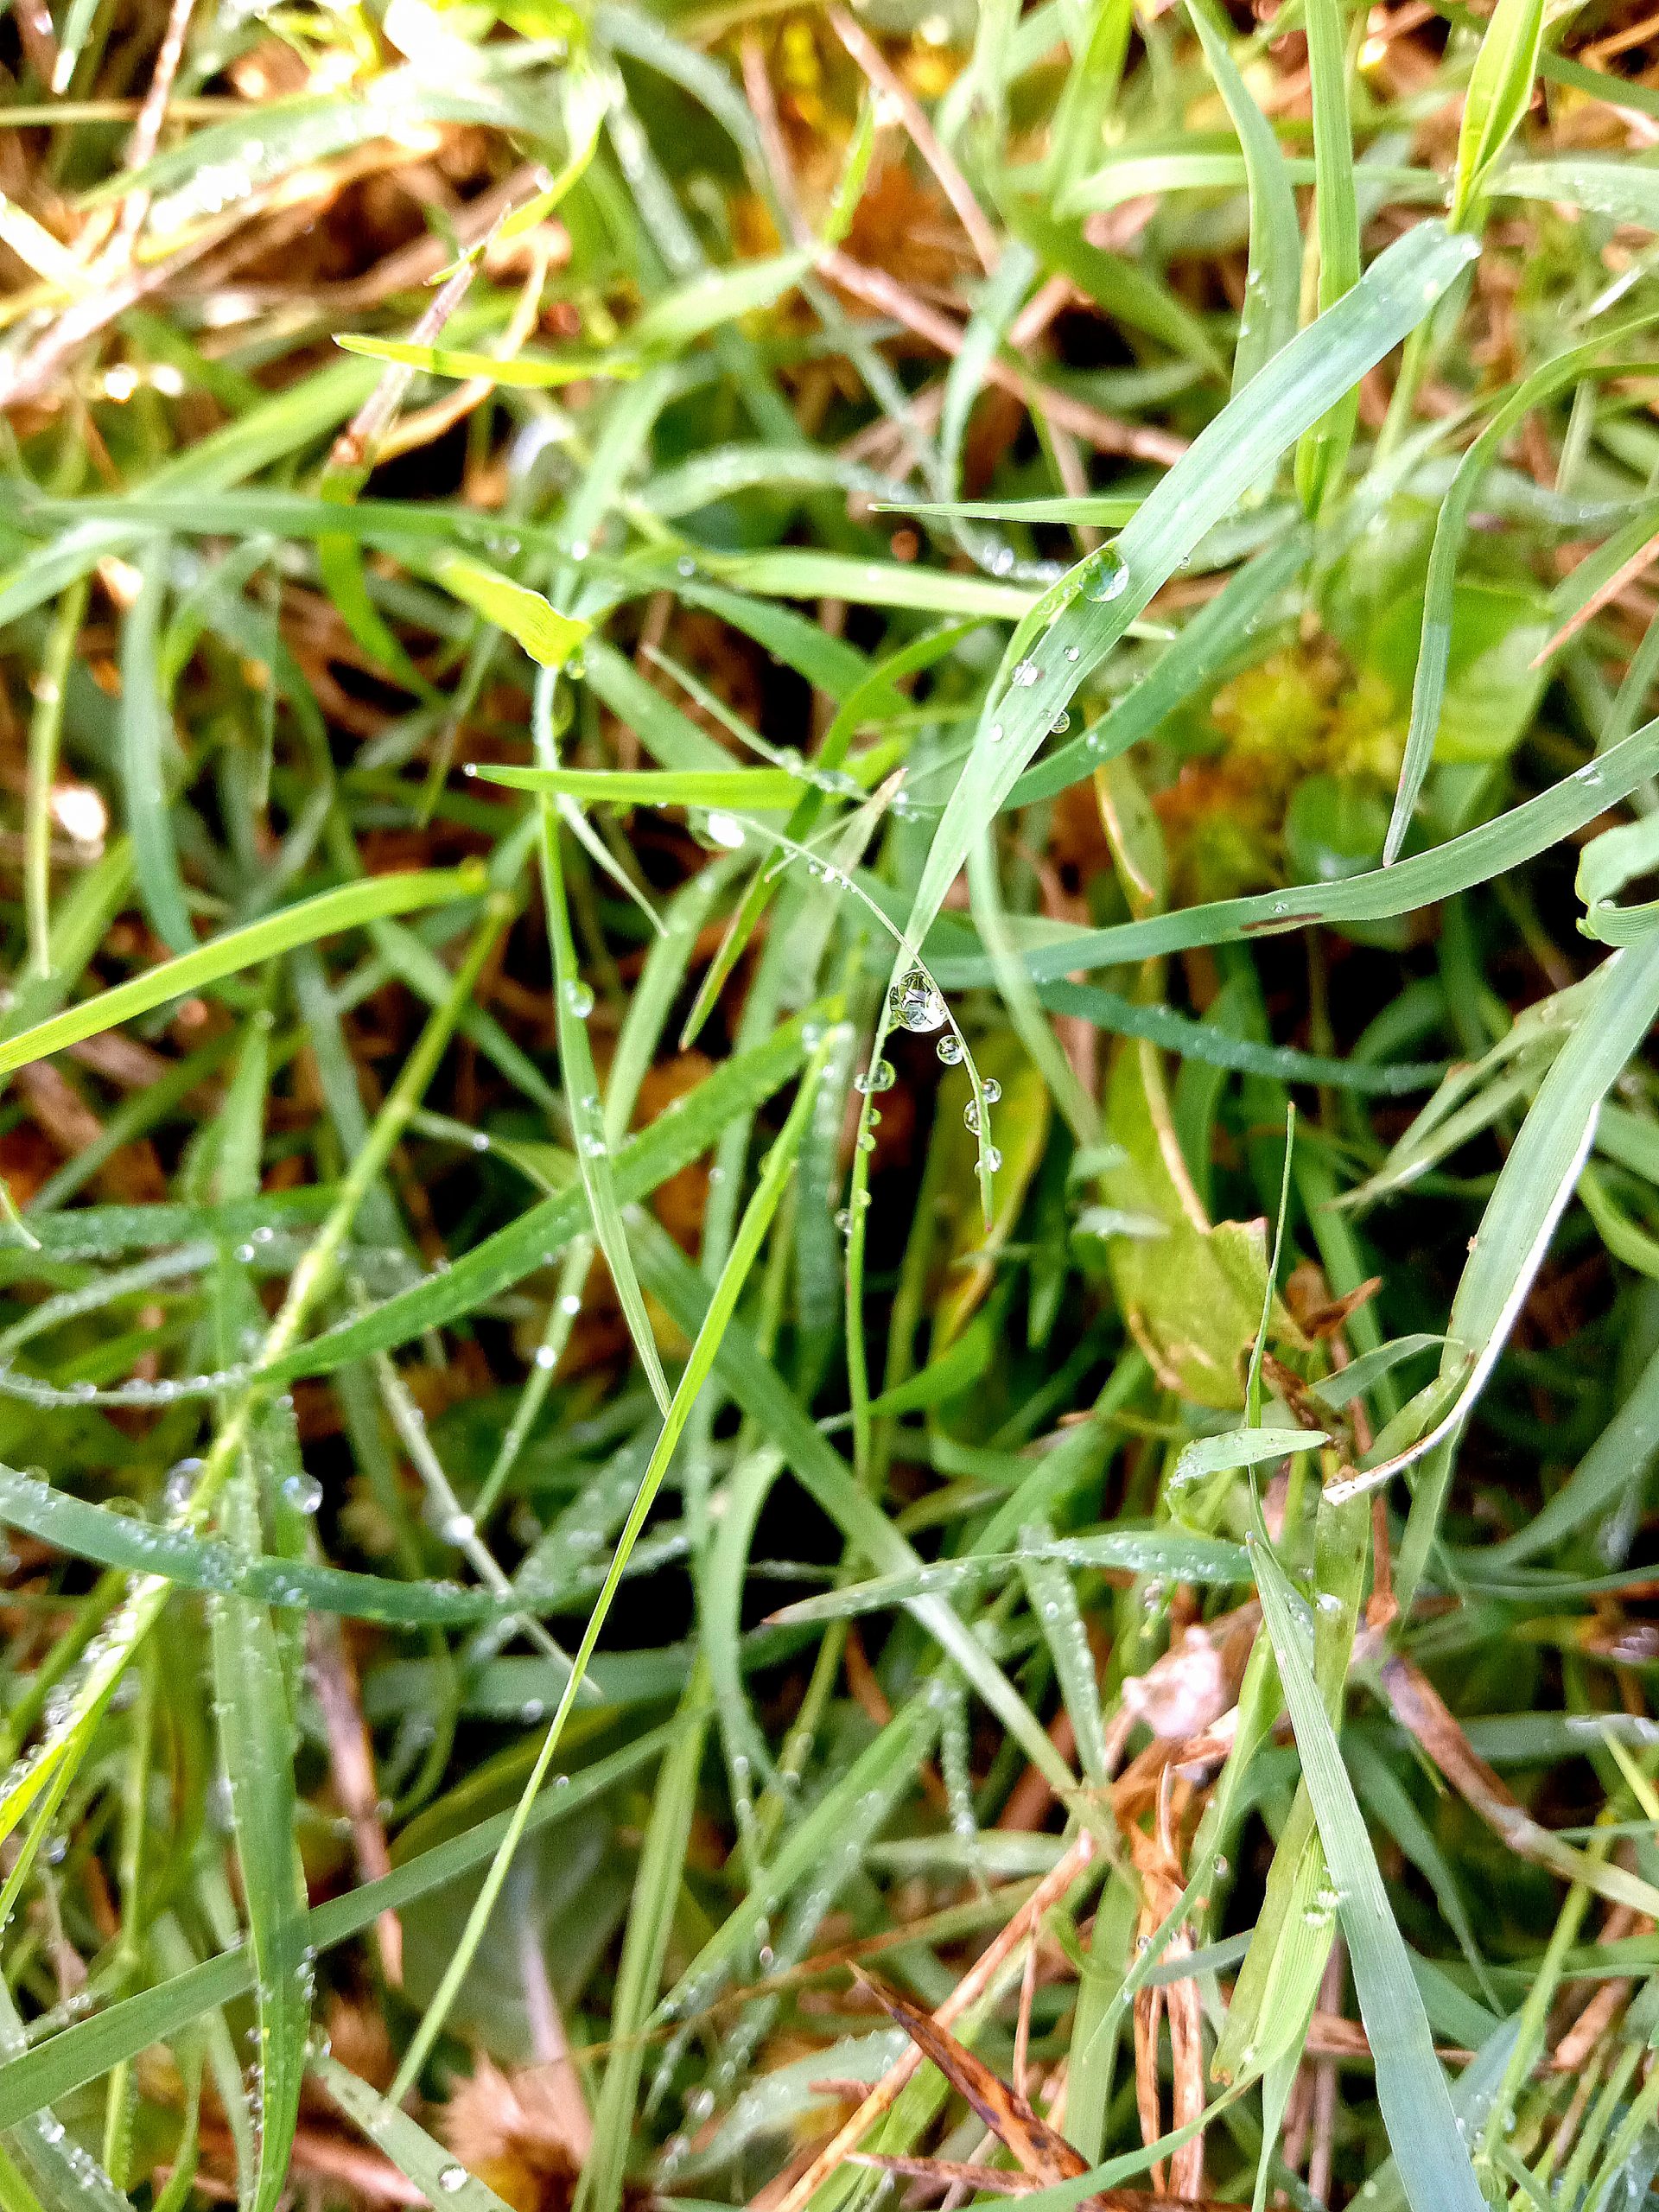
[3,0,1659,2206]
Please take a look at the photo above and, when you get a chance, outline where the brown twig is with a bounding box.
[114,0,200,255]
[827,9,1000,275]
[1533,521,1659,666]
[818,249,1186,465]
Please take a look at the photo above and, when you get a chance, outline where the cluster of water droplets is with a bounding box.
[0,1361,257,1409]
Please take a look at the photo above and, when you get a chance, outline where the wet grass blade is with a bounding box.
[209,1473,309,2212]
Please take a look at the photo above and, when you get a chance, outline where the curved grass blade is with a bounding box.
[258,1003,823,1382]
[1451,0,1546,224]
[1010,528,1310,805]
[118,547,192,954]
[898,220,1479,995]
[1384,321,1659,862]
[334,335,635,385]
[534,669,671,1419]
[766,1531,1249,1625]
[1340,939,1659,1603]
[580,1669,711,2212]
[473,765,805,808]
[0,1465,512,1625]
[0,868,481,1083]
[951,720,1659,983]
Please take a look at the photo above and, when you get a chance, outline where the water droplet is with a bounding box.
[1011,661,1041,689]
[983,1146,1002,1171]
[982,1078,1001,1105]
[562,978,594,1020]
[558,1292,582,1317]
[676,556,696,578]
[937,1035,963,1065]
[888,968,946,1033]
[281,1470,323,1516]
[1083,544,1129,601]
[1049,711,1070,734]
[1065,645,1080,663]
[534,1344,558,1370]
[163,1457,206,1514]
[437,2165,468,2194]
[854,1060,896,1095]
[989,721,1005,743]
[704,810,745,850]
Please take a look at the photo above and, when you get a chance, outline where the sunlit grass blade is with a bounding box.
[0,868,482,1083]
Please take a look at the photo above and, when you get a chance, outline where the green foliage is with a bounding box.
[3,2,1659,2209]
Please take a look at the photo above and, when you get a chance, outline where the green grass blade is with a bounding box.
[0,868,481,1082]
[314,2054,516,2209]
[209,1473,310,2212]
[1250,1527,1487,2212]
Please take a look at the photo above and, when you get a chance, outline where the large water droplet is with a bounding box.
[281,1470,323,1516]
[854,1060,896,1095]
[888,968,946,1033]
[936,1035,963,1065]
[1084,544,1129,602]
[562,979,594,1020]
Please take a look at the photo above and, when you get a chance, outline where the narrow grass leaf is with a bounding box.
[1250,1529,1486,2212]
[209,1478,309,2212]
[314,2054,515,2210]
[0,868,481,1082]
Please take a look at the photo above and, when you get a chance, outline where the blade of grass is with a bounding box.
[1250,1521,1487,2212]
